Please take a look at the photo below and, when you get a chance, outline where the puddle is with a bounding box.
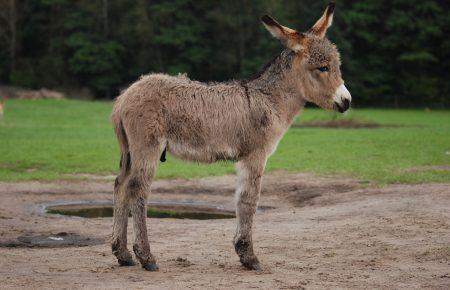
[47,202,235,220]
[0,232,103,248]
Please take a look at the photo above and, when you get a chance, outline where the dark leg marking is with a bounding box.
[234,239,261,270]
[234,239,250,258]
[112,240,135,266]
[127,177,141,196]
[133,244,159,271]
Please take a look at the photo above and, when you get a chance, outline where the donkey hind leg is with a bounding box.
[111,154,134,266]
[233,154,267,270]
[128,147,162,271]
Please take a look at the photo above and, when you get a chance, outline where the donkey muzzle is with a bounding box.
[333,84,352,113]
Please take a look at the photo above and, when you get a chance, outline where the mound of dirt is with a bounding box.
[404,165,450,173]
[293,119,396,129]
[0,85,65,100]
[0,232,103,248]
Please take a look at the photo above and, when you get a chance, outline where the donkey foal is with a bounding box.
[111,2,351,271]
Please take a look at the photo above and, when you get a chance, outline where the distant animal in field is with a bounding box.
[0,96,7,120]
[111,2,351,271]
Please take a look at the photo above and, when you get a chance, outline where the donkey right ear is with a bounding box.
[261,15,304,52]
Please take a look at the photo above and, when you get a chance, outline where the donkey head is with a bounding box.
[262,2,351,113]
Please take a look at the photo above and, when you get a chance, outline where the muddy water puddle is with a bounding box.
[46,202,236,220]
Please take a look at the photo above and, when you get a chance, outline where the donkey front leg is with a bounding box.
[233,154,267,270]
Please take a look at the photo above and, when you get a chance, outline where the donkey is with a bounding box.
[111,2,351,271]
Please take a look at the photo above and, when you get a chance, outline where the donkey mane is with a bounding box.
[245,49,295,86]
[141,49,294,98]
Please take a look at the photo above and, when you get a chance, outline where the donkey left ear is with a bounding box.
[310,2,335,38]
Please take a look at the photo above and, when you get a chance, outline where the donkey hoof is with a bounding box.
[118,258,135,266]
[239,254,261,271]
[242,259,261,271]
[143,263,159,271]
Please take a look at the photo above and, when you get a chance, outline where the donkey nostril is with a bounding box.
[343,98,350,110]
[334,102,344,113]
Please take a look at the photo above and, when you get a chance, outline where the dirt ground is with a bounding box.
[0,173,449,289]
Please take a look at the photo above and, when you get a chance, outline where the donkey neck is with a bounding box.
[245,49,306,126]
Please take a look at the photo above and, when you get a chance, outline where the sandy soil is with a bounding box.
[0,173,449,289]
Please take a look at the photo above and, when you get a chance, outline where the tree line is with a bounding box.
[0,0,449,107]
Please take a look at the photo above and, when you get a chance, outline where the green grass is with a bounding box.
[0,99,449,183]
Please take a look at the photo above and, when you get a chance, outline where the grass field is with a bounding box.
[0,99,449,183]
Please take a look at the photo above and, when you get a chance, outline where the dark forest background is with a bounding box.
[0,0,449,107]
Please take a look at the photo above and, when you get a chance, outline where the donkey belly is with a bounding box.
[167,138,239,163]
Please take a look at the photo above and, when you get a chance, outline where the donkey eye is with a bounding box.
[317,66,329,72]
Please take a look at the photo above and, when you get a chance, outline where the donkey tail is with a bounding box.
[112,109,130,177]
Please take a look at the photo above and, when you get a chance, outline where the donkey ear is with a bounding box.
[310,2,335,38]
[261,15,304,52]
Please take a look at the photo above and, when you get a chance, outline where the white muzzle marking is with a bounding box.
[333,84,352,105]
